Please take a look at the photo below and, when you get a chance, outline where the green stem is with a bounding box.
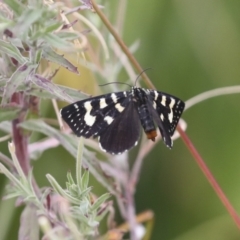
[76,137,84,188]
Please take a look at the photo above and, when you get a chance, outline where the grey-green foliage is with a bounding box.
[0,0,113,239]
[0,141,111,239]
[0,0,86,106]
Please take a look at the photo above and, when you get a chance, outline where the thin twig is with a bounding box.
[0,152,14,169]
[125,182,138,240]
[130,136,160,190]
[177,126,240,229]
[185,85,240,110]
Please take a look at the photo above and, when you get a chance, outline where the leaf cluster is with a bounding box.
[0,0,116,239]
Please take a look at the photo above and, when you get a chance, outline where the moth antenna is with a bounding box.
[99,82,132,87]
[134,68,152,86]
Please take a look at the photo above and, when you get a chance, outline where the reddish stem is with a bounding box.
[11,92,30,175]
[177,125,240,229]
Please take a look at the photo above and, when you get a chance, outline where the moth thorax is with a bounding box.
[133,87,146,103]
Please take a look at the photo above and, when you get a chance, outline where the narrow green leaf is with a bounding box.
[3,192,22,200]
[0,21,13,31]
[66,182,71,191]
[95,207,109,222]
[25,84,88,102]
[90,193,111,212]
[70,211,89,223]
[16,8,44,37]
[43,22,63,34]
[34,49,42,64]
[0,40,26,64]
[81,170,89,190]
[9,38,25,49]
[30,22,63,41]
[68,185,78,196]
[0,79,89,102]
[56,31,82,41]
[83,154,119,195]
[8,142,29,186]
[0,106,21,121]
[27,169,38,204]
[42,47,79,73]
[40,188,52,205]
[4,0,24,16]
[43,33,74,51]
[31,74,74,103]
[66,171,75,185]
[1,63,36,105]
[0,121,11,133]
[46,174,80,205]
[0,163,29,194]
[79,187,92,199]
[78,200,89,215]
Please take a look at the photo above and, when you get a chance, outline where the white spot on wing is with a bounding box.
[98,137,107,152]
[169,98,176,109]
[84,101,96,126]
[161,95,166,106]
[111,93,118,103]
[153,101,157,109]
[115,103,124,112]
[168,111,173,123]
[160,114,164,121]
[99,98,107,109]
[168,98,176,123]
[104,116,114,124]
[74,104,78,109]
[154,91,158,100]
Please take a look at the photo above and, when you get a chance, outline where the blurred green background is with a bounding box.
[1,0,240,239]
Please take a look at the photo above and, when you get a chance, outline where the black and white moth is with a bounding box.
[60,87,185,155]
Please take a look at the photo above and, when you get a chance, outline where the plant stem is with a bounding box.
[125,181,138,240]
[177,125,240,229]
[11,92,30,175]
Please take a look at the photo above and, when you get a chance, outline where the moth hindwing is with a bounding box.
[60,87,185,154]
